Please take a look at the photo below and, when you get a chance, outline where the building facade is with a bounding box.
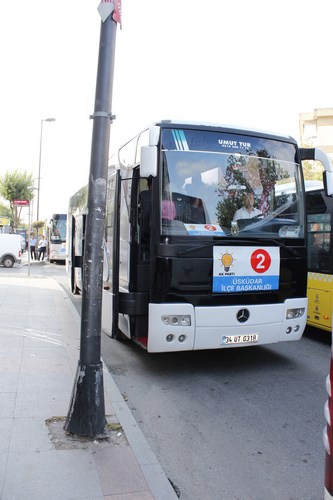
[299,107,333,160]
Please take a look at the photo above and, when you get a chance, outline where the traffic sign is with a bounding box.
[13,200,29,206]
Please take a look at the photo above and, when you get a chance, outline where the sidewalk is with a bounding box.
[0,274,178,500]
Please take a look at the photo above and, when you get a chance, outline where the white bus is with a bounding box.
[67,120,333,353]
[47,213,67,264]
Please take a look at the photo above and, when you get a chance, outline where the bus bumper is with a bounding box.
[147,298,307,353]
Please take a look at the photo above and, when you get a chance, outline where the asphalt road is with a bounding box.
[101,326,330,500]
[5,258,331,500]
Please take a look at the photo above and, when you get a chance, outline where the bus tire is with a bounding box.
[72,274,80,295]
[113,328,128,342]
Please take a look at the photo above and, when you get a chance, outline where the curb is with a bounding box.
[52,277,178,500]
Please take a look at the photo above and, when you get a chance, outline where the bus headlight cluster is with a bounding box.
[166,334,187,343]
[161,315,191,326]
[286,326,301,334]
[286,308,305,319]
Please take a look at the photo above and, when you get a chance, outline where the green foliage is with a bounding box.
[0,202,11,218]
[215,149,291,228]
[33,220,45,230]
[0,170,34,202]
[0,170,34,228]
[302,160,324,181]
[215,154,253,228]
[33,220,46,236]
[300,141,330,181]
[0,202,12,227]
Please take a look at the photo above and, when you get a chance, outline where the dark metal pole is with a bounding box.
[36,120,43,222]
[64,11,117,437]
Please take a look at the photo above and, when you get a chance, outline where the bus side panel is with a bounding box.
[67,215,76,293]
[119,178,131,292]
[307,272,333,332]
[102,289,112,337]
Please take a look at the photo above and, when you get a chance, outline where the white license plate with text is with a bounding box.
[221,334,258,345]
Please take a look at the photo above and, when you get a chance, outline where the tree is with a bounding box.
[0,202,11,219]
[215,154,252,227]
[0,170,34,229]
[300,140,327,181]
[33,220,46,237]
[215,149,291,228]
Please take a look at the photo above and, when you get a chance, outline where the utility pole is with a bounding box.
[64,2,120,437]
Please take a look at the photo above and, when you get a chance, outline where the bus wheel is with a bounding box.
[72,276,80,295]
[113,329,128,342]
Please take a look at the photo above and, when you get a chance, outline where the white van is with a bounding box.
[0,234,22,268]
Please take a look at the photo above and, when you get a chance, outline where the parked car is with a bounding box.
[0,234,22,268]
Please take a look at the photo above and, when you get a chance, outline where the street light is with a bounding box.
[27,186,37,277]
[36,117,56,221]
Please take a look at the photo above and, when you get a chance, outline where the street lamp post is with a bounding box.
[27,200,32,277]
[36,117,56,222]
[27,187,37,276]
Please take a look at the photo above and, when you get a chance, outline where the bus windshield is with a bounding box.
[50,214,67,242]
[160,129,303,239]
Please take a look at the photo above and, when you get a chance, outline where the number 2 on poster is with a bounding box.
[250,249,271,273]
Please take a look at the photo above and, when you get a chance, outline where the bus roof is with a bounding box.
[116,120,298,154]
[154,120,298,144]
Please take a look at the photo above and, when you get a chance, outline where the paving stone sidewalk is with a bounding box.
[0,275,177,500]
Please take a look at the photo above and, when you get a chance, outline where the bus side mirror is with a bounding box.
[314,148,333,197]
[300,147,333,197]
[140,145,157,178]
[324,171,333,197]
[149,126,160,146]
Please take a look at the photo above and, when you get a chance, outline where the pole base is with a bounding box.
[64,361,106,437]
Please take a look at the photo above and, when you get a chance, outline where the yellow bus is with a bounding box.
[306,182,333,332]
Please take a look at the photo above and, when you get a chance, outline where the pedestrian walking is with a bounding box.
[30,236,36,260]
[38,236,47,261]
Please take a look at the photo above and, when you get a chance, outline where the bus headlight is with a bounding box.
[286,308,305,319]
[161,315,191,326]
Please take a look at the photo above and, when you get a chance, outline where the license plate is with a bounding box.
[221,334,258,345]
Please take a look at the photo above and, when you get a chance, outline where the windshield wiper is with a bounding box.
[177,238,300,257]
[177,239,235,256]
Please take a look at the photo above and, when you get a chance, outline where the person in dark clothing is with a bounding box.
[30,236,37,260]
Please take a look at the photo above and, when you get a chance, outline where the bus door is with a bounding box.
[110,170,121,339]
[128,168,151,341]
[107,168,150,343]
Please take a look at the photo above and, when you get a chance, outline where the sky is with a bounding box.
[1,0,332,223]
